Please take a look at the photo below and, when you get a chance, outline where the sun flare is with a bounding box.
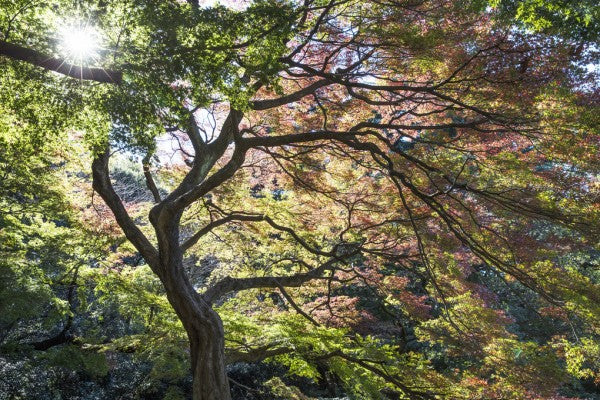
[58,22,100,64]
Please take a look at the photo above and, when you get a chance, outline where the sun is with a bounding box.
[58,22,100,64]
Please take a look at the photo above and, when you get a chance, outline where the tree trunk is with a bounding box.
[161,261,231,400]
[188,314,231,400]
[92,148,232,399]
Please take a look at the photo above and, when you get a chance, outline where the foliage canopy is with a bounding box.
[0,0,599,399]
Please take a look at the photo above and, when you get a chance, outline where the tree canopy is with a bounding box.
[1,0,599,399]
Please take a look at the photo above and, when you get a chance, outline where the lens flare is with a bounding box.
[58,22,100,64]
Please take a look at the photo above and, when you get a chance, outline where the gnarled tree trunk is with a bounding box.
[92,149,232,400]
[188,310,230,400]
[161,261,231,400]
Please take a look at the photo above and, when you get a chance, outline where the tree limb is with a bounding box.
[92,147,160,267]
[31,329,74,351]
[0,40,122,83]
[226,344,293,364]
[251,79,330,110]
[181,212,333,257]
[181,214,264,253]
[142,155,162,203]
[203,257,345,304]
[278,285,319,326]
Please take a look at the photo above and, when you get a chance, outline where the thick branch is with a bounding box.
[0,40,122,83]
[31,329,74,350]
[158,109,244,219]
[226,344,293,364]
[186,112,208,156]
[92,147,159,267]
[251,79,330,110]
[203,257,341,304]
[171,142,248,212]
[242,129,368,148]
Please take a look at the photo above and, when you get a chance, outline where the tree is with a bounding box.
[1,0,599,399]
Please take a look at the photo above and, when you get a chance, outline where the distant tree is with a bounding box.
[1,0,599,399]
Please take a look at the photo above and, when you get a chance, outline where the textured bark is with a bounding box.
[189,312,230,400]
[161,261,231,400]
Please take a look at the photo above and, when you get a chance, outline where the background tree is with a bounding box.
[1,0,599,399]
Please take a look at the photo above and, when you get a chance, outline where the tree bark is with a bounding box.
[93,149,231,399]
[188,311,231,400]
[160,262,231,400]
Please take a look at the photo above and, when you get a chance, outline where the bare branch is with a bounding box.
[278,285,320,326]
[242,129,369,148]
[181,211,333,257]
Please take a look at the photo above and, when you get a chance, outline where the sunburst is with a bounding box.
[57,20,101,66]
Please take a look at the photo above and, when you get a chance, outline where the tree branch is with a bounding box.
[31,329,74,351]
[142,156,162,204]
[158,108,244,219]
[171,142,248,212]
[0,40,122,83]
[226,344,293,364]
[278,285,319,326]
[251,79,330,110]
[181,212,333,257]
[203,257,346,304]
[181,214,264,253]
[92,147,160,267]
[321,350,438,400]
[242,129,368,148]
